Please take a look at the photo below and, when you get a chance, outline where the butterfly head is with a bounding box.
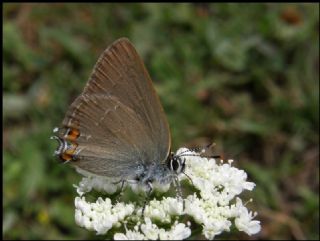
[167,152,186,175]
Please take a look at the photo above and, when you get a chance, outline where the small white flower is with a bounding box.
[234,198,261,235]
[144,203,168,222]
[158,221,191,240]
[140,217,161,240]
[163,197,184,216]
[152,182,171,193]
[203,219,232,240]
[114,228,146,240]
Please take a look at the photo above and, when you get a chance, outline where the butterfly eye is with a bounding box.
[166,156,182,173]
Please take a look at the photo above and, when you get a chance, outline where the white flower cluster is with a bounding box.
[75,196,135,235]
[73,148,261,239]
[114,218,191,240]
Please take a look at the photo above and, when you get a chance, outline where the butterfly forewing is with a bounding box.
[58,38,171,177]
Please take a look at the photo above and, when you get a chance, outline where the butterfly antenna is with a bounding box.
[178,142,216,155]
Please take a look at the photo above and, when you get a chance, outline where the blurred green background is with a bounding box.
[3,3,319,240]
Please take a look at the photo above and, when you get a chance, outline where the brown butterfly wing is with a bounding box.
[57,38,171,177]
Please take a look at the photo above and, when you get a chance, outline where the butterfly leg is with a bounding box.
[141,180,153,217]
[174,176,184,209]
[112,179,126,202]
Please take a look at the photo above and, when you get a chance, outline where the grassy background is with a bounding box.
[3,3,319,240]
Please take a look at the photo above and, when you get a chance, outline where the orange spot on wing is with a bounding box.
[66,128,80,141]
[58,142,78,162]
[61,153,73,162]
